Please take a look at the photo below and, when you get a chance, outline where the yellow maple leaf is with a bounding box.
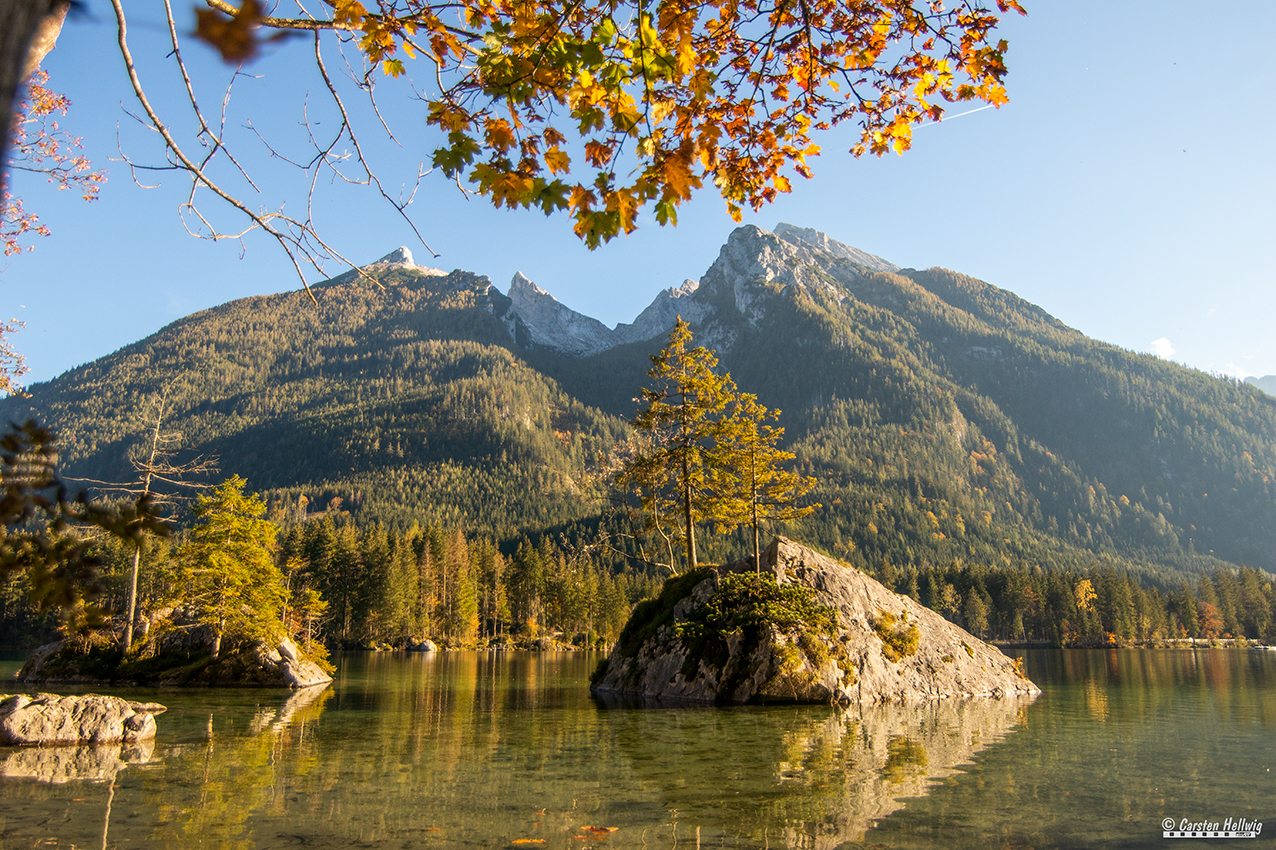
[485,119,517,152]
[333,0,367,27]
[545,148,571,174]
[661,154,699,201]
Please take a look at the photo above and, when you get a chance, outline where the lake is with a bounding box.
[1,648,1273,848]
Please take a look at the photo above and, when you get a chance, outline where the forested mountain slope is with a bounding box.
[522,226,1276,582]
[6,226,1276,585]
[4,266,628,537]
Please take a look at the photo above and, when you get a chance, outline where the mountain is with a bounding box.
[1245,375,1276,397]
[6,224,1276,584]
[3,266,628,537]
[501,271,704,353]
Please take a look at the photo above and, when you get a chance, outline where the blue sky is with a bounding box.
[4,1,1275,387]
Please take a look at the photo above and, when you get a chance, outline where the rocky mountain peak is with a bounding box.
[498,223,900,357]
[613,278,707,344]
[501,273,617,356]
[325,246,446,285]
[365,246,446,276]
[773,223,900,273]
[694,225,825,328]
[507,271,552,300]
[378,246,415,265]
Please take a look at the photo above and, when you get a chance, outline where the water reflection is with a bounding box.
[602,694,1033,849]
[1026,647,1276,728]
[249,681,333,733]
[0,650,1272,849]
[866,649,1276,850]
[0,684,331,849]
[0,739,155,784]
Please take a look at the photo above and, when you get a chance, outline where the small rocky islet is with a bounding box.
[17,607,334,690]
[3,634,329,752]
[591,537,1040,705]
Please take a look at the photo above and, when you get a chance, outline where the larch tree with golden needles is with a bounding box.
[715,392,818,574]
[2,0,1025,287]
[177,475,286,659]
[618,316,737,572]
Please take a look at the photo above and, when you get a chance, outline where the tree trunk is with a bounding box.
[122,545,141,651]
[751,450,760,576]
[0,0,67,187]
[682,452,697,571]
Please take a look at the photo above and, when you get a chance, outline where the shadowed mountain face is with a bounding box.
[5,224,1276,579]
[1245,375,1276,397]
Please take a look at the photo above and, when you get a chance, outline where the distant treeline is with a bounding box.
[4,511,1274,654]
[870,557,1276,646]
[1,514,662,652]
[274,517,659,648]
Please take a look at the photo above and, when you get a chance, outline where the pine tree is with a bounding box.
[176,476,286,659]
[507,539,544,636]
[618,317,738,572]
[715,392,818,574]
[441,529,476,644]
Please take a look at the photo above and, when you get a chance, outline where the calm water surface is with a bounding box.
[1,649,1273,849]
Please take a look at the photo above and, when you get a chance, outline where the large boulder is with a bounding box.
[251,637,333,688]
[0,693,166,746]
[591,537,1040,705]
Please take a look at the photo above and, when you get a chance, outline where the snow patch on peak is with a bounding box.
[377,246,415,265]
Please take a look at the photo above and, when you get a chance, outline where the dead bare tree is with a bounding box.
[69,384,218,650]
[118,387,218,650]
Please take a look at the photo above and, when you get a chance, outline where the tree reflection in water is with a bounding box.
[0,652,1054,850]
[596,692,1032,849]
[0,683,331,849]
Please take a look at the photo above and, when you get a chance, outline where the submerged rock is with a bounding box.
[0,693,166,747]
[591,537,1040,705]
[0,738,155,783]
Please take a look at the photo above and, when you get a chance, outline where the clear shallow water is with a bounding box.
[0,648,1273,849]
